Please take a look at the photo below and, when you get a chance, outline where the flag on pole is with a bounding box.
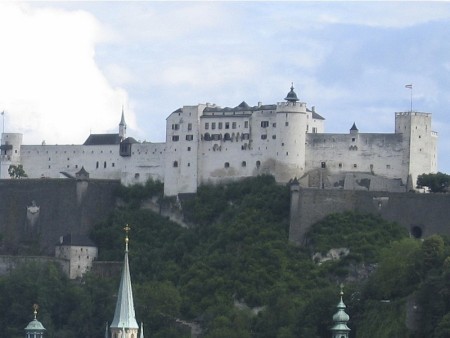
[405,84,413,89]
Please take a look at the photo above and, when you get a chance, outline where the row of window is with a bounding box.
[205,121,247,130]
[172,135,194,142]
[172,123,193,131]
[203,133,250,141]
[320,162,392,170]
[173,160,262,168]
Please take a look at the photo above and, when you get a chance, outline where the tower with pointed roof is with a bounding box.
[25,304,46,338]
[119,107,127,141]
[110,225,143,338]
[275,83,309,182]
[331,286,351,338]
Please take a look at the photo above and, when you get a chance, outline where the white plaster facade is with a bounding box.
[54,234,98,279]
[0,86,438,196]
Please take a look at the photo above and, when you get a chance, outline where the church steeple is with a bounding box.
[119,107,127,140]
[331,285,351,338]
[110,225,140,338]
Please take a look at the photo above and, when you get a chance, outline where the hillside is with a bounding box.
[1,176,449,337]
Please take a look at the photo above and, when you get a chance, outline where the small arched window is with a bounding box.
[173,161,178,168]
[224,162,230,168]
[256,160,261,168]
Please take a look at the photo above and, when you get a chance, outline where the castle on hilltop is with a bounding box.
[0,85,437,196]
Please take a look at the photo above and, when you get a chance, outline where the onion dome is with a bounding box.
[331,286,351,338]
[284,83,299,102]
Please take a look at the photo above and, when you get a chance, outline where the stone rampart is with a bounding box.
[289,187,450,244]
[0,179,120,255]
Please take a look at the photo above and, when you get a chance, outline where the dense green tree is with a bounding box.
[8,164,28,178]
[417,172,450,192]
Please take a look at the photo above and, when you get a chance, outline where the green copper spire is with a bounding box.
[110,225,139,337]
[331,285,350,338]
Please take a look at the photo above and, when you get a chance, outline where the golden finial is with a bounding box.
[124,224,131,251]
[33,304,39,319]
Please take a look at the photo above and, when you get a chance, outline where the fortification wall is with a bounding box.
[0,179,120,255]
[289,188,450,245]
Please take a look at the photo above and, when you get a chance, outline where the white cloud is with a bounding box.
[0,2,132,144]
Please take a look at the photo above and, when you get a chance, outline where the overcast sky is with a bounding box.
[1,1,449,172]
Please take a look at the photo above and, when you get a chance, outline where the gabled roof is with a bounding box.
[83,134,122,146]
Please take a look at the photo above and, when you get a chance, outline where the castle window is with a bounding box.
[205,123,209,130]
[244,121,249,128]
[172,135,179,141]
[321,162,326,168]
[224,133,231,141]
[272,135,276,139]
[204,133,211,141]
[285,122,289,126]
[272,123,276,127]
[212,122,216,130]
[218,122,223,129]
[49,157,51,161]
[96,161,99,169]
[186,134,193,141]
[261,121,269,128]
[104,161,107,168]
[48,165,51,169]
[352,137,356,142]
[312,127,317,133]
[339,163,343,168]
[261,134,267,140]
[286,152,289,155]
[75,165,78,168]
[242,161,246,167]
[256,160,261,168]
[173,161,178,167]
[353,163,357,168]
[212,134,221,141]
[187,147,191,151]
[188,123,192,131]
[224,162,230,168]
[242,133,250,140]
[225,122,230,129]
[172,124,179,130]
[67,157,70,161]
[386,164,391,169]
[188,163,190,167]
[232,122,237,129]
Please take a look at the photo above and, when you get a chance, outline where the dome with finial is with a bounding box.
[331,285,350,338]
[284,83,299,102]
[25,304,46,337]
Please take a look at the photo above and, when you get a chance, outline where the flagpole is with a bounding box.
[405,84,413,112]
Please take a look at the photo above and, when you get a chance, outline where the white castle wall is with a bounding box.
[305,132,405,181]
[20,144,122,179]
[0,87,438,196]
[120,142,165,186]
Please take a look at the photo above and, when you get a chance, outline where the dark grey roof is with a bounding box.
[203,103,277,114]
[57,234,96,247]
[284,85,299,102]
[350,122,358,131]
[122,137,139,144]
[311,111,325,120]
[83,133,121,145]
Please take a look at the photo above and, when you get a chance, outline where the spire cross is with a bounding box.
[33,304,39,320]
[124,224,131,252]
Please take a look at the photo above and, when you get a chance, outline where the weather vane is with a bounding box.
[33,304,39,319]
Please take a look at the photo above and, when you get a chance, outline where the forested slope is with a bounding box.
[1,176,449,337]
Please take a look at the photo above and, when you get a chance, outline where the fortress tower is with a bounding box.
[0,132,23,179]
[395,112,438,189]
[275,85,308,182]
